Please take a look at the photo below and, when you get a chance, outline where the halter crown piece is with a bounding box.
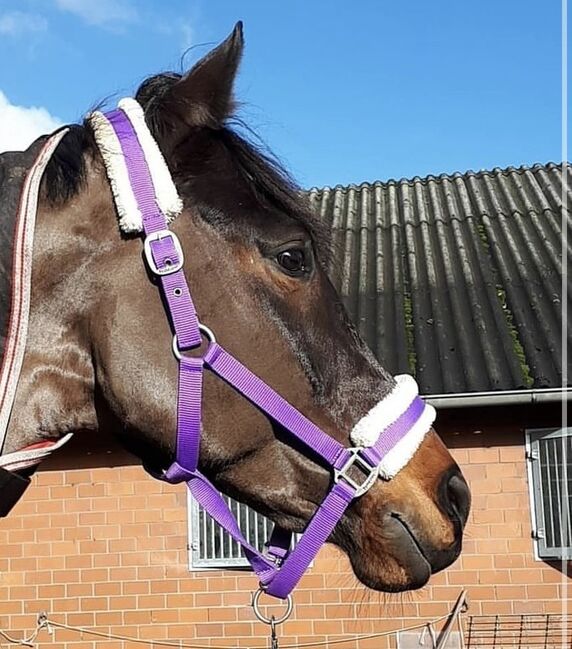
[88,99,436,600]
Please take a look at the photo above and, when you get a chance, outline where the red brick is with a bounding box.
[469,447,500,464]
[138,594,166,608]
[481,600,514,614]
[499,445,525,462]
[95,581,121,596]
[494,553,527,569]
[507,537,534,553]
[461,554,494,570]
[194,623,225,637]
[122,580,149,595]
[66,583,93,597]
[476,538,509,554]
[66,612,95,626]
[151,609,180,624]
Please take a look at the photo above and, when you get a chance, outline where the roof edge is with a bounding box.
[426,388,571,409]
[309,160,570,194]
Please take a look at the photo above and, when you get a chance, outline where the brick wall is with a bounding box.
[1,404,569,648]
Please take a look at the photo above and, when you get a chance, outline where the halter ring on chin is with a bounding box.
[172,324,216,360]
[252,588,294,625]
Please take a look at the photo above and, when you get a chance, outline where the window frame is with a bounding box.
[525,426,572,561]
[186,490,277,571]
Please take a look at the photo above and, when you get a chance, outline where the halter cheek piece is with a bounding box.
[0,99,435,597]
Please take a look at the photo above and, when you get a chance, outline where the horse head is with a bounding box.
[4,23,469,593]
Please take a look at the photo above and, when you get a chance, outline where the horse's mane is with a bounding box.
[42,73,329,251]
[43,125,94,205]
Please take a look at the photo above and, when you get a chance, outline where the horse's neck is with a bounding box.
[1,147,102,455]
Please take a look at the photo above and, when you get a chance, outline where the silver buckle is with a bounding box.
[143,230,184,276]
[334,447,379,497]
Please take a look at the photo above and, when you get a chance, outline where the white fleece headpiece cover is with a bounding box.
[88,98,182,233]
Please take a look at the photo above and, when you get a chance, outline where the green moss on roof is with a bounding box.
[403,291,417,376]
[496,285,534,388]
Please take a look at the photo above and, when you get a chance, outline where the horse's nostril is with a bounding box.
[438,466,471,532]
[441,469,471,527]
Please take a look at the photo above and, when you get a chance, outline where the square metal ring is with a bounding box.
[334,447,380,497]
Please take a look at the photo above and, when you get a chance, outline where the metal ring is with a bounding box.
[172,324,217,361]
[252,588,293,625]
[198,323,216,344]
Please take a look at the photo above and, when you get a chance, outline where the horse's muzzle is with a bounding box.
[397,466,470,581]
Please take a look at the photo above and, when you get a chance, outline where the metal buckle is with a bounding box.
[143,230,184,276]
[334,447,379,497]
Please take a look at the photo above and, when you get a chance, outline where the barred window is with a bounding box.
[187,491,275,570]
[526,427,572,560]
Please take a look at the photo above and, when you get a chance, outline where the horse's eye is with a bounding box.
[276,248,310,277]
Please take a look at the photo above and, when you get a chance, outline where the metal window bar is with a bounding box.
[188,490,292,570]
[466,614,572,648]
[526,427,572,560]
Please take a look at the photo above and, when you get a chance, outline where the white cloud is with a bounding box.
[0,91,62,153]
[54,0,137,27]
[157,20,196,51]
[180,22,194,50]
[0,11,48,35]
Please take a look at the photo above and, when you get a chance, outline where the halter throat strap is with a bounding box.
[90,99,436,600]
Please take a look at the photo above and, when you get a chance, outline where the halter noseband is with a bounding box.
[89,99,436,599]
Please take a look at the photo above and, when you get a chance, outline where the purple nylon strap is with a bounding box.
[260,481,355,596]
[362,396,425,467]
[166,341,425,598]
[103,103,428,600]
[176,357,203,471]
[265,526,293,561]
[105,109,201,350]
[203,344,347,467]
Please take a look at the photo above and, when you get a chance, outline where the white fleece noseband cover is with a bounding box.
[350,375,435,478]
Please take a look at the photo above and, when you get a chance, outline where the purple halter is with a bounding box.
[94,102,432,601]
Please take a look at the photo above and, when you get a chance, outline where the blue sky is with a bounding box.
[0,0,566,188]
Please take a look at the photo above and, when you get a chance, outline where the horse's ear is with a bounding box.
[166,22,243,130]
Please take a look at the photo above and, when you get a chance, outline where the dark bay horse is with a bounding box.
[0,23,469,594]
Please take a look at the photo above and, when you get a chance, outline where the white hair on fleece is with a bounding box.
[88,98,182,233]
[88,110,142,233]
[350,374,436,479]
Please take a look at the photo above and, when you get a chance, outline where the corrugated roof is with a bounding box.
[308,162,570,395]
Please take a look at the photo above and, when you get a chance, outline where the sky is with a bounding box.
[0,0,566,189]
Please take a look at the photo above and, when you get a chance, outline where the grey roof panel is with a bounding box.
[308,163,570,394]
